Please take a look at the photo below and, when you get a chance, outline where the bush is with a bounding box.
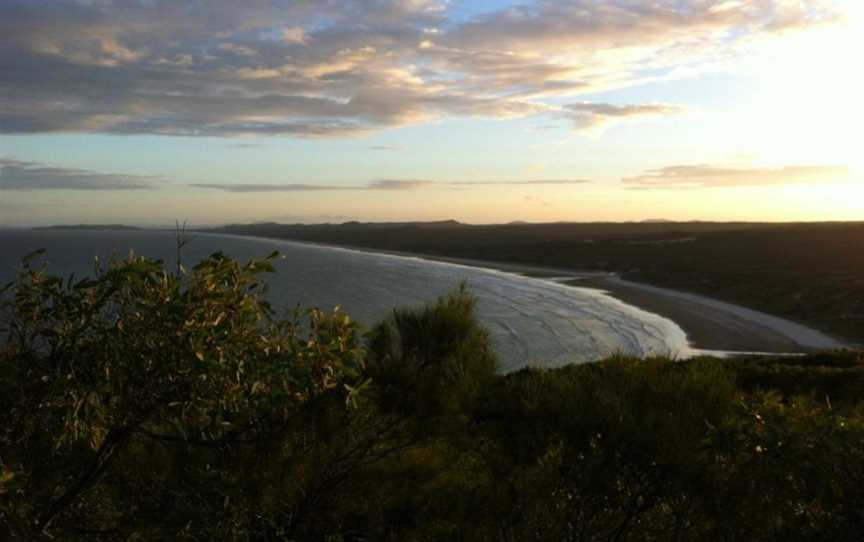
[366,283,496,418]
[2,251,863,540]
[0,251,367,539]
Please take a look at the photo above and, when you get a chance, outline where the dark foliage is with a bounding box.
[367,283,496,419]
[2,252,863,540]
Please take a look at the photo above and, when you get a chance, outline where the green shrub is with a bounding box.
[366,283,496,418]
[2,251,863,541]
[0,251,367,539]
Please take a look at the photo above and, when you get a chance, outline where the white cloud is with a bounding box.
[0,159,159,191]
[0,0,839,137]
[623,164,849,189]
[565,103,686,131]
[192,178,590,192]
[282,26,308,44]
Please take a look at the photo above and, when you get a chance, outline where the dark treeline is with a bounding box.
[2,252,863,540]
[215,220,864,343]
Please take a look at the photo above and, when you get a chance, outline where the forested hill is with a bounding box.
[214,221,864,343]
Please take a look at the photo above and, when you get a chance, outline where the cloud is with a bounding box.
[190,183,348,193]
[367,179,437,190]
[269,212,354,223]
[0,1,838,138]
[492,179,589,186]
[565,103,686,131]
[622,164,849,189]
[192,178,589,192]
[0,159,158,191]
[368,179,590,189]
[228,143,262,149]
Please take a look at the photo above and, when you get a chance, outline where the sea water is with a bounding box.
[0,229,702,372]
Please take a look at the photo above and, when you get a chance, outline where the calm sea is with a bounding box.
[0,229,699,372]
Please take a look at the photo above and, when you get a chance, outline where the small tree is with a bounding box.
[366,283,497,419]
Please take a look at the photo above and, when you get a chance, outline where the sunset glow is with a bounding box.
[0,0,860,226]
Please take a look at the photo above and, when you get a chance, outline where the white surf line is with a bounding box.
[320,244,740,360]
[208,233,852,357]
[208,233,710,359]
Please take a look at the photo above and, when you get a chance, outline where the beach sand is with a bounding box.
[357,252,851,354]
[569,276,844,353]
[217,235,852,355]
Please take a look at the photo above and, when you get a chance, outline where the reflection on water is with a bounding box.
[0,230,699,372]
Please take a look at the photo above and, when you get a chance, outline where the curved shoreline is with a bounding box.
[386,252,849,353]
[209,233,852,355]
[566,277,847,353]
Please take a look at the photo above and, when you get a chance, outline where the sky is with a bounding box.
[0,0,862,226]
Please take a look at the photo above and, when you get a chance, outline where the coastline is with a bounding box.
[568,277,846,353]
[388,251,848,353]
[207,232,852,355]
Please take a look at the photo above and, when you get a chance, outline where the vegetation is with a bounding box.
[216,220,864,343]
[2,251,863,540]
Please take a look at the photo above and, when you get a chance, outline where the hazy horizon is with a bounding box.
[5,217,864,231]
[1,1,861,226]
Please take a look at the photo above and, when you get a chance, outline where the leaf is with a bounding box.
[0,468,15,485]
[344,378,372,408]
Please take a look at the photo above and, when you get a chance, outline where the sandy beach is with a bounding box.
[445,259,850,353]
[218,235,852,355]
[569,276,848,353]
[339,249,851,354]
[409,254,850,354]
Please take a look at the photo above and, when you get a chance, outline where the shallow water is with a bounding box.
[0,229,704,372]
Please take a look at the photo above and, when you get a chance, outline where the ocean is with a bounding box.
[0,229,702,372]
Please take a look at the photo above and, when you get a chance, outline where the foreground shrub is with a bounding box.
[366,283,497,419]
[2,251,863,540]
[0,251,367,539]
